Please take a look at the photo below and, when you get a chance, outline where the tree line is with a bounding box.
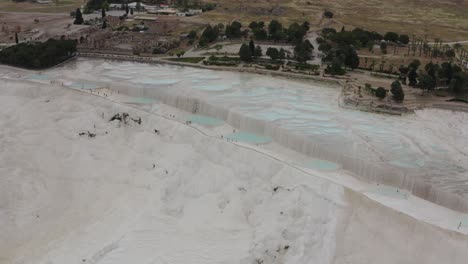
[198,20,310,47]
[0,39,77,69]
[399,59,468,94]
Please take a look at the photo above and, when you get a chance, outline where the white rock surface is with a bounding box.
[1,77,468,264]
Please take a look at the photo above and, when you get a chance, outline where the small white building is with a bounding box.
[188,9,202,15]
[128,2,147,8]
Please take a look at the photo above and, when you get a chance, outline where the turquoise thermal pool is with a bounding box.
[225,131,273,144]
[187,115,224,126]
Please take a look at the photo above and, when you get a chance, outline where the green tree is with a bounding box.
[450,72,468,94]
[226,21,242,39]
[318,42,332,53]
[324,58,346,75]
[239,43,252,62]
[398,34,409,44]
[424,62,439,79]
[101,7,106,18]
[268,20,284,41]
[286,22,307,44]
[408,69,418,86]
[102,0,109,10]
[253,28,267,40]
[249,21,258,29]
[391,80,404,101]
[199,25,219,46]
[266,47,279,60]
[254,45,262,58]
[409,59,421,70]
[86,0,104,11]
[438,62,460,85]
[249,39,255,55]
[384,32,399,42]
[0,38,77,69]
[344,45,359,70]
[279,48,286,60]
[102,20,107,29]
[418,74,436,91]
[294,39,314,63]
[73,8,84,25]
[375,87,387,99]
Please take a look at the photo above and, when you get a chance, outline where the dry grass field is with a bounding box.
[0,0,467,41]
[201,0,468,41]
[0,0,84,13]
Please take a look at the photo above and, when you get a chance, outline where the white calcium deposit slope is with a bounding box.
[27,58,468,212]
[1,70,468,264]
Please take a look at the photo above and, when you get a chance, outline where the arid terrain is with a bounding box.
[201,0,468,40]
[0,0,83,13]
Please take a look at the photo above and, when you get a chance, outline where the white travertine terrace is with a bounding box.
[34,58,468,212]
[2,59,468,263]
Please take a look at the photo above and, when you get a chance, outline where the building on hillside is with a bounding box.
[187,9,202,15]
[147,8,178,15]
[36,0,53,4]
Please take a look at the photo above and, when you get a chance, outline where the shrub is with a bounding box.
[266,47,279,61]
[375,87,387,99]
[323,10,334,18]
[384,32,399,42]
[391,80,404,101]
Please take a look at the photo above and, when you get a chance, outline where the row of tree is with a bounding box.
[399,60,468,94]
[0,39,77,69]
[237,39,314,63]
[198,20,310,46]
[248,20,309,43]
